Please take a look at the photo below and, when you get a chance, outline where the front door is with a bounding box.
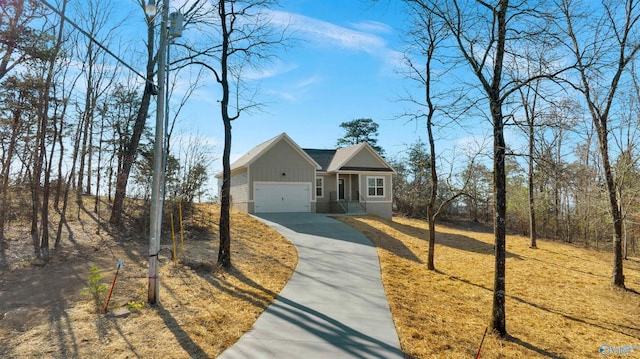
[338,179,345,200]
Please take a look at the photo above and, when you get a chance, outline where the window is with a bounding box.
[367,177,385,197]
[316,177,324,197]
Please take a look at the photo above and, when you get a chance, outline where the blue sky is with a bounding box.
[169,0,444,167]
[65,0,590,197]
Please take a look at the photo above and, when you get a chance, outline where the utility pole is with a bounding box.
[146,0,184,305]
[162,11,184,201]
[147,0,169,304]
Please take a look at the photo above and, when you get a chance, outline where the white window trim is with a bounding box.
[316,177,324,198]
[367,176,385,197]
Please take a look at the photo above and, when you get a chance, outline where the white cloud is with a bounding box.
[241,61,298,81]
[295,75,322,89]
[264,88,296,101]
[349,20,393,34]
[260,75,322,102]
[266,10,401,69]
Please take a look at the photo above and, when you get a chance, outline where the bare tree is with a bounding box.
[557,0,640,288]
[514,78,573,247]
[183,0,286,269]
[109,0,210,225]
[73,0,119,196]
[414,0,563,336]
[401,4,469,270]
[514,57,546,248]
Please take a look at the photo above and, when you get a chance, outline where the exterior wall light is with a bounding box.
[145,0,157,15]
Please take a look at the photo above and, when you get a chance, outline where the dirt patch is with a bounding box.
[0,200,297,358]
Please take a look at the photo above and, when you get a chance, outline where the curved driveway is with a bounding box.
[218,213,404,359]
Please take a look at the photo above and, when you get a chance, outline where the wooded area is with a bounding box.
[390,1,640,258]
[1,0,639,340]
[388,0,640,336]
[0,0,281,270]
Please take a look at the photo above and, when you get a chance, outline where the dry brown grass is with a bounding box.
[336,215,640,359]
[4,197,639,358]
[0,202,297,358]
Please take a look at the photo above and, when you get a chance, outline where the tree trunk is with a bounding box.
[56,107,84,247]
[426,156,437,266]
[0,109,21,241]
[489,0,508,338]
[217,0,232,269]
[77,105,89,192]
[489,102,507,337]
[426,85,437,271]
[597,125,625,287]
[109,11,156,225]
[623,217,627,260]
[95,112,105,214]
[35,0,68,260]
[528,116,537,248]
[218,118,232,268]
[54,106,65,210]
[427,206,436,270]
[41,104,62,257]
[86,112,94,194]
[30,170,40,259]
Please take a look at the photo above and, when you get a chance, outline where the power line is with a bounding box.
[37,0,152,85]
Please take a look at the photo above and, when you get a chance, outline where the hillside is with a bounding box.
[0,201,297,358]
[2,199,638,358]
[336,215,640,358]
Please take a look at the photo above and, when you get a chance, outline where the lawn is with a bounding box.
[2,201,638,358]
[336,215,640,358]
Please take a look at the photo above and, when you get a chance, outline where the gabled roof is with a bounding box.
[327,142,395,173]
[229,133,321,172]
[304,142,395,174]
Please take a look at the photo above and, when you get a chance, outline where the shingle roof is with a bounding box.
[305,142,395,174]
[229,133,283,170]
[220,133,394,178]
[220,133,320,177]
[302,149,337,172]
[327,143,366,172]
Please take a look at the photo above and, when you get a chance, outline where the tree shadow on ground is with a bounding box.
[441,270,640,339]
[518,254,610,279]
[156,305,208,359]
[74,195,113,237]
[338,218,423,263]
[200,265,274,309]
[200,266,407,359]
[107,317,142,359]
[48,300,79,358]
[432,229,521,259]
[0,264,86,358]
[357,217,521,260]
[0,240,7,268]
[391,216,494,236]
[505,335,564,359]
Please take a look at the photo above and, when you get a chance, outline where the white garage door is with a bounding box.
[254,183,311,213]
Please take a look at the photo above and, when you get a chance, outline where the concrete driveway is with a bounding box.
[217,213,404,359]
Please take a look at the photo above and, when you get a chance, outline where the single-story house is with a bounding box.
[216,133,395,219]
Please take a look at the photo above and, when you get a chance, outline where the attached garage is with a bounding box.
[254,182,311,213]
